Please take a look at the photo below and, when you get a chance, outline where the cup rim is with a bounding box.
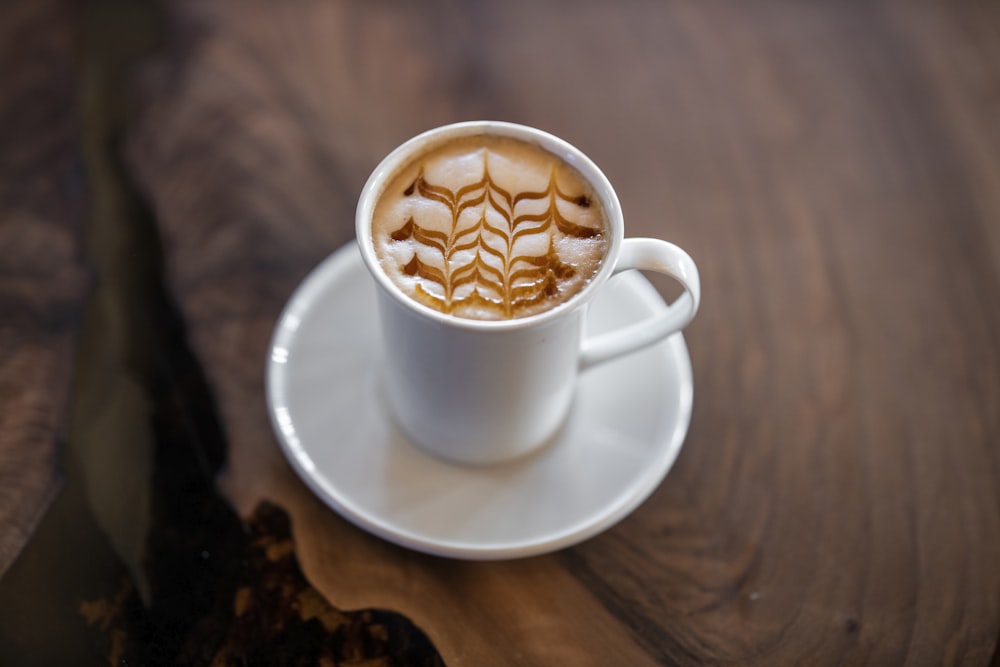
[355,120,624,332]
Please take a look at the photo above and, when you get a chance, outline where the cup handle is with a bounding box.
[580,238,701,370]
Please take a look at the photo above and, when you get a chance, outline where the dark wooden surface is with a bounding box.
[2,0,1000,664]
[0,0,86,575]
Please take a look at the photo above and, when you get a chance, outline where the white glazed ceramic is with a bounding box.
[356,121,701,465]
[266,244,692,559]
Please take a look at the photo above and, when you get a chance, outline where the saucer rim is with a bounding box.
[266,243,693,560]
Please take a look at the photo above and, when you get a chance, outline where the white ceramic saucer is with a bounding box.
[266,243,693,560]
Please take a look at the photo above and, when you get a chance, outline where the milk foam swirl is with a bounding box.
[372,136,609,320]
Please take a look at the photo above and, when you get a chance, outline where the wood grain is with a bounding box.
[0,0,86,576]
[123,0,1000,664]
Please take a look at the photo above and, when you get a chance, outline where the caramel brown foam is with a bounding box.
[371,135,609,320]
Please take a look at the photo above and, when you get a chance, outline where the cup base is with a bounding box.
[389,401,571,468]
[379,367,573,467]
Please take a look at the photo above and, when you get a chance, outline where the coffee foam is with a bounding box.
[371,134,609,320]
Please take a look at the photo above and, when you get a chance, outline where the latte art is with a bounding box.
[371,136,609,320]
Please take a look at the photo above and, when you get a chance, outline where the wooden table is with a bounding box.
[2,0,999,664]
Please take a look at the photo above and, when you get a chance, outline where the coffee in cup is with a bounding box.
[357,122,700,465]
[370,135,610,320]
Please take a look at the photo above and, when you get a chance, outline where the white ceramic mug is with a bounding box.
[356,121,700,465]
